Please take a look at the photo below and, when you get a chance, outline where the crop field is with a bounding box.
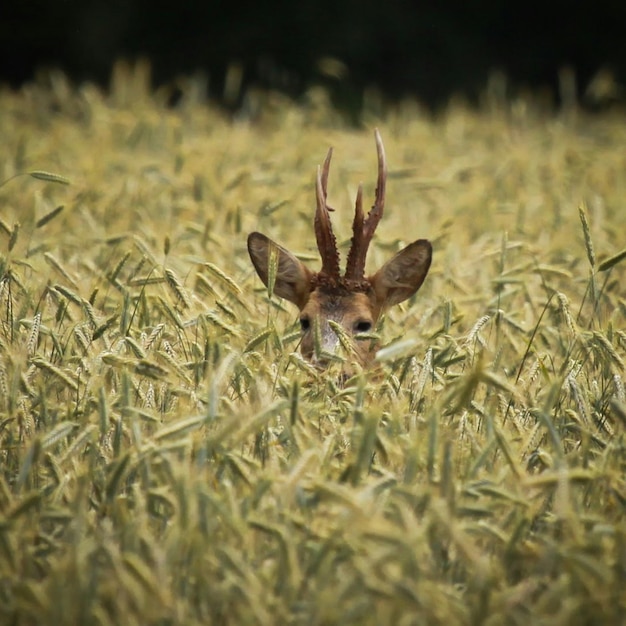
[0,64,625,625]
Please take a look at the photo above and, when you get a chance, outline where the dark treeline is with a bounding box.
[2,0,624,110]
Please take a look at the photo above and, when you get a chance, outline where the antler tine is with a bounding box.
[364,128,387,245]
[314,148,341,279]
[320,146,332,196]
[345,183,364,280]
[345,129,387,280]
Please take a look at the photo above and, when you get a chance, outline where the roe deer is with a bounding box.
[247,130,432,368]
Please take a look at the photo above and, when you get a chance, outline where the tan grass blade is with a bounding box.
[28,170,71,185]
[598,247,626,272]
[164,268,191,309]
[578,203,596,268]
[35,205,65,228]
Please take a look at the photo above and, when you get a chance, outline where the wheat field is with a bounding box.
[0,64,625,625]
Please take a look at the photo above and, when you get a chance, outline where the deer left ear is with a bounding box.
[370,239,432,308]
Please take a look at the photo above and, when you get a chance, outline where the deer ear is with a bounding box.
[247,232,313,308]
[370,239,432,308]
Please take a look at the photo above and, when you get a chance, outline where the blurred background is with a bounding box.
[2,0,624,114]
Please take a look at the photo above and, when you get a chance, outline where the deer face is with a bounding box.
[247,130,432,369]
[298,290,378,365]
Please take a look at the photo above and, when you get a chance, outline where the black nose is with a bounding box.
[310,353,332,368]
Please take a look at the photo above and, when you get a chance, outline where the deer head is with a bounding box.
[247,130,432,368]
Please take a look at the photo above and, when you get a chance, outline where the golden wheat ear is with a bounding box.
[370,239,432,308]
[247,232,313,308]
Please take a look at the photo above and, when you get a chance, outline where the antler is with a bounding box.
[345,129,387,281]
[314,148,341,279]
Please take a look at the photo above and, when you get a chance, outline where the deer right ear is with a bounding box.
[247,232,313,308]
[371,239,432,308]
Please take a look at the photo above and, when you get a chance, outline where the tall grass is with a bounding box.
[0,65,625,625]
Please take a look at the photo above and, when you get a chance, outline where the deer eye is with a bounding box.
[300,316,311,332]
[354,320,372,333]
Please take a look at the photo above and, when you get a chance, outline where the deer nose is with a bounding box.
[307,321,341,367]
[309,352,331,368]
